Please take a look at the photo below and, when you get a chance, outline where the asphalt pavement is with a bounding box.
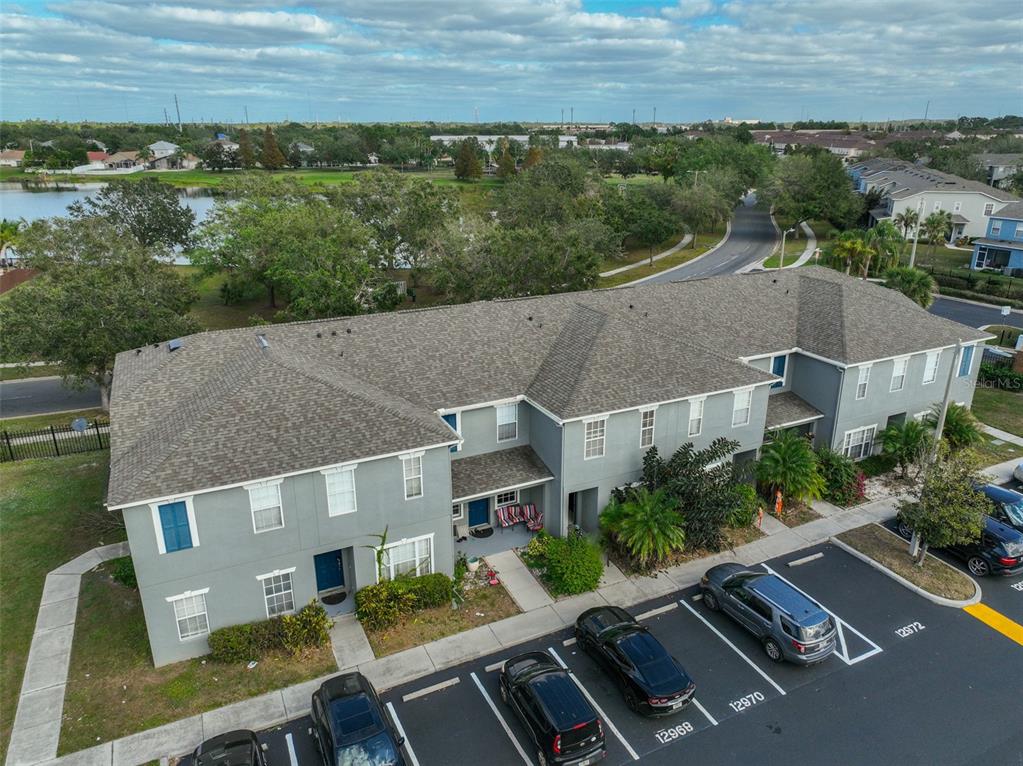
[240,543,1023,766]
[928,296,1023,331]
[0,376,101,419]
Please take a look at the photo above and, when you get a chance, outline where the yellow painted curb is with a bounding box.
[963,603,1023,646]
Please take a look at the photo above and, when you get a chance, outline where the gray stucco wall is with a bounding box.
[786,354,843,448]
[126,445,453,666]
[454,401,530,458]
[748,354,790,393]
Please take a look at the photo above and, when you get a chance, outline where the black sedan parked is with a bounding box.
[574,606,695,717]
[500,651,606,766]
[310,672,406,766]
[192,730,267,766]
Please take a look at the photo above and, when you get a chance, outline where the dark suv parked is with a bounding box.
[897,513,1023,577]
[575,606,695,717]
[700,563,837,664]
[192,730,267,766]
[310,672,406,766]
[977,484,1023,534]
[499,652,606,766]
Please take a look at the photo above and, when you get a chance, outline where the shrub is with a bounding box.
[208,623,256,663]
[393,572,452,609]
[281,602,331,653]
[600,488,685,571]
[521,528,553,568]
[110,556,137,589]
[207,602,329,663]
[858,453,897,478]
[355,581,417,631]
[924,403,983,451]
[815,447,859,504]
[543,533,604,596]
[728,484,761,528]
[756,430,825,504]
[979,363,1023,391]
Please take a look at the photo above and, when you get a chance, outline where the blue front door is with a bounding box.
[468,498,489,527]
[314,549,344,591]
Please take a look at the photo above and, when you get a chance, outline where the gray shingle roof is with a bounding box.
[991,201,1023,222]
[765,392,824,430]
[852,158,1018,201]
[108,267,989,507]
[451,446,554,501]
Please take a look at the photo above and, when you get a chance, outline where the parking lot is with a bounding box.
[231,541,1023,766]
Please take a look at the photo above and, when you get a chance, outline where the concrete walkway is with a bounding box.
[739,220,816,272]
[598,233,693,278]
[328,613,374,671]
[7,542,130,766]
[484,550,552,611]
[982,425,1023,448]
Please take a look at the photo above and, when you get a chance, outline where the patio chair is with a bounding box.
[454,522,469,542]
[524,503,544,532]
[496,505,513,529]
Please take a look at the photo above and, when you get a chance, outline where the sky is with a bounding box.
[0,0,1019,125]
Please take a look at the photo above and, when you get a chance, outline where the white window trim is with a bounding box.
[913,411,931,421]
[958,344,976,377]
[495,489,519,507]
[770,354,788,388]
[496,403,518,443]
[149,496,200,555]
[452,503,464,521]
[890,357,909,392]
[400,451,425,500]
[855,364,872,400]
[321,464,358,517]
[639,407,656,449]
[245,479,285,534]
[256,568,297,619]
[842,424,878,460]
[165,588,210,641]
[583,417,607,460]
[922,350,941,385]
[688,398,705,438]
[376,532,435,584]
[731,388,753,428]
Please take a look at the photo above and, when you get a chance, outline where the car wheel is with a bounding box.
[703,591,720,611]
[896,522,913,540]
[499,683,509,704]
[537,749,548,766]
[763,638,784,663]
[624,688,640,713]
[967,556,990,577]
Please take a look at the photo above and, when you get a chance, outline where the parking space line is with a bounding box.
[547,647,640,761]
[691,698,718,726]
[285,733,298,766]
[469,672,533,766]
[485,660,505,672]
[761,564,883,665]
[385,701,421,766]
[636,603,677,620]
[678,599,786,696]
[401,677,460,702]
[963,603,1023,646]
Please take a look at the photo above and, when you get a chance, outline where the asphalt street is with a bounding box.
[928,296,1023,331]
[641,194,778,284]
[236,542,1023,766]
[0,376,101,419]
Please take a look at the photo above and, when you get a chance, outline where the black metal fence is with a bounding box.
[1,419,109,462]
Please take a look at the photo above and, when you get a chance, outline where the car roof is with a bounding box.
[579,606,636,635]
[981,484,1023,504]
[194,730,257,766]
[505,651,559,680]
[528,671,595,731]
[321,672,373,701]
[747,574,828,625]
[984,514,1023,542]
[328,692,386,745]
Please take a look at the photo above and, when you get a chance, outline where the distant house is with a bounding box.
[367,152,380,165]
[105,151,141,169]
[973,154,1022,189]
[86,151,109,165]
[211,138,239,152]
[971,201,1023,275]
[752,130,873,163]
[150,153,199,170]
[147,141,180,159]
[0,149,26,167]
[291,141,315,154]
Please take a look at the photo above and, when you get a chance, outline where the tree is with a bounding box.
[522,146,543,169]
[880,420,933,479]
[922,210,953,252]
[762,152,863,230]
[828,235,875,276]
[237,128,257,169]
[925,402,983,451]
[617,153,640,179]
[627,191,676,266]
[756,430,825,509]
[674,184,732,248]
[0,217,199,409]
[260,126,286,171]
[863,220,905,274]
[496,148,516,179]
[893,209,919,238]
[136,145,153,166]
[201,142,228,171]
[496,156,590,228]
[287,144,304,169]
[68,177,196,249]
[897,450,986,565]
[649,141,682,181]
[0,219,21,263]
[453,138,483,181]
[884,266,936,308]
[600,488,686,571]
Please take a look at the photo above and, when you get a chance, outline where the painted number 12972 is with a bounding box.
[894,621,925,638]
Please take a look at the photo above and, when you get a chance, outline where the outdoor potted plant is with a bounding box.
[467,555,481,573]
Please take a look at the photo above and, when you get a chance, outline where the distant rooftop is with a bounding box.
[850,158,1018,201]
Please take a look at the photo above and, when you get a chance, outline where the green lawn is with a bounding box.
[176,265,279,331]
[599,231,687,274]
[0,452,122,761]
[0,365,62,382]
[983,325,1022,349]
[972,433,1021,466]
[972,386,1023,437]
[0,408,107,432]
[913,246,972,272]
[597,227,727,288]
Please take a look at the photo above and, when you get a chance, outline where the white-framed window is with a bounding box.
[167,589,210,641]
[731,389,752,427]
[913,411,931,422]
[639,408,656,448]
[855,365,871,400]
[322,465,357,517]
[991,221,1002,236]
[584,418,606,459]
[452,503,464,521]
[953,201,962,213]
[922,350,940,384]
[380,534,433,581]
[842,425,876,460]
[495,490,519,507]
[258,569,296,617]
[890,357,909,392]
[983,202,994,216]
[688,398,704,437]
[770,355,787,389]
[496,403,518,442]
[932,201,941,212]
[958,345,975,377]
[246,481,284,534]
[401,453,424,499]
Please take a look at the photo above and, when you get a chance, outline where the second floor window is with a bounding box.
[855,365,871,400]
[640,409,655,448]
[991,221,1002,236]
[923,350,940,384]
[958,345,975,377]
[584,418,606,459]
[689,399,704,437]
[157,500,195,553]
[496,403,518,442]
[401,454,423,499]
[983,203,994,216]
[890,357,909,392]
[324,466,357,517]
[731,389,752,427]
[770,355,787,389]
[247,482,284,533]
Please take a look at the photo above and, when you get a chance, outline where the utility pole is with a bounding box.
[653,106,657,126]
[164,107,170,126]
[929,340,962,463]
[923,100,930,122]
[570,106,574,126]
[244,105,249,125]
[909,199,924,267]
[632,108,636,125]
[173,94,182,133]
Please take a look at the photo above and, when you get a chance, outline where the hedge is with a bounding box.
[936,286,1023,310]
[355,573,453,631]
[979,362,1023,391]
[207,602,331,663]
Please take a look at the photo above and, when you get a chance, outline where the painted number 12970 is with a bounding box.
[654,722,694,744]
[728,691,765,713]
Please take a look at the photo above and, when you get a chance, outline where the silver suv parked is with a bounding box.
[699,563,837,665]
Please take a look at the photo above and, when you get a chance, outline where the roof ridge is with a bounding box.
[525,303,609,414]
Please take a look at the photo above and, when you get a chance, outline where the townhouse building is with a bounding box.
[848,158,1018,241]
[106,268,988,666]
[970,201,1023,274]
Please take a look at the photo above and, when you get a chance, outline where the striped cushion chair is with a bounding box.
[496,505,513,528]
[524,504,544,532]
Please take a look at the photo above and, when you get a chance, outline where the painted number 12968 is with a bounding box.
[654,722,694,744]
[728,691,765,713]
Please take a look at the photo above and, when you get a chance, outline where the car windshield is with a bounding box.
[1002,502,1023,527]
[799,617,833,641]
[336,732,399,766]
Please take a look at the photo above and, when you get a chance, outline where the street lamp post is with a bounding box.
[778,227,796,270]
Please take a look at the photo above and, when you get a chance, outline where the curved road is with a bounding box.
[0,376,101,420]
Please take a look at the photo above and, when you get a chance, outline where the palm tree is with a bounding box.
[880,420,933,479]
[0,219,21,264]
[831,236,875,277]
[883,266,936,308]
[922,210,953,254]
[925,403,983,451]
[599,487,686,570]
[893,209,919,239]
[755,430,825,509]
[864,220,905,274]
[135,145,153,168]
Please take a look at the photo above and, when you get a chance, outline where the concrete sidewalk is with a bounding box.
[599,232,694,278]
[982,425,1023,448]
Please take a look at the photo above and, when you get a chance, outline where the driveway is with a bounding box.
[0,376,101,419]
[640,194,779,284]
